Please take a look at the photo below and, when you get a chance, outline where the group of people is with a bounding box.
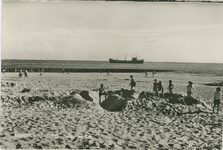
[129,76,175,98]
[18,69,28,78]
[99,75,221,114]
[152,79,193,98]
[152,79,164,97]
[131,75,221,114]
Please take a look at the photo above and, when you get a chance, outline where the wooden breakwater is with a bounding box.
[1,59,174,73]
[1,67,173,73]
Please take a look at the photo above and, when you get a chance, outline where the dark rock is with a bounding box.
[16,143,22,149]
[0,134,5,137]
[21,88,30,93]
[120,89,135,98]
[59,95,88,108]
[10,83,16,87]
[33,145,42,149]
[100,95,126,111]
[65,144,71,149]
[100,95,118,109]
[100,143,106,148]
[169,97,183,104]
[28,96,45,104]
[184,97,200,105]
[16,97,21,104]
[214,145,221,149]
[79,91,93,101]
[139,91,147,99]
[164,93,183,99]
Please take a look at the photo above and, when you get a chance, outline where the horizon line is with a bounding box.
[1,58,223,64]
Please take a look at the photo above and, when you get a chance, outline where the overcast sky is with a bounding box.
[1,1,223,63]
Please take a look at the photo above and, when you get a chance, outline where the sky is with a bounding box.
[1,1,223,63]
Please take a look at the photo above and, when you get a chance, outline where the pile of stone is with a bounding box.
[1,88,212,115]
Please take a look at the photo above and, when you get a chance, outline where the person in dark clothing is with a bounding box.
[99,84,106,102]
[129,75,136,90]
[24,70,28,78]
[158,81,164,98]
[213,87,221,114]
[19,69,23,78]
[153,79,158,96]
[168,80,174,94]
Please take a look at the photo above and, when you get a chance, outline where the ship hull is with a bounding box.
[109,59,144,64]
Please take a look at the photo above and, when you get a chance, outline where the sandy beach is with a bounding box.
[0,72,222,149]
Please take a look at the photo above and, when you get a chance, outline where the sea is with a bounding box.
[1,59,223,75]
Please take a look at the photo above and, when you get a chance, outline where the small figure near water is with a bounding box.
[158,81,164,98]
[168,80,174,93]
[213,87,221,114]
[152,70,156,77]
[62,68,65,73]
[129,75,136,90]
[145,70,147,76]
[153,79,159,96]
[19,69,23,78]
[24,70,28,78]
[186,81,193,97]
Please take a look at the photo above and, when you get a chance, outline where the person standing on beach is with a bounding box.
[152,70,156,77]
[186,81,193,97]
[213,87,221,114]
[24,70,28,78]
[99,84,106,102]
[168,80,174,94]
[129,75,136,90]
[158,81,164,98]
[153,79,159,96]
[19,69,23,78]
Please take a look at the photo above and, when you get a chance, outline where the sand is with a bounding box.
[0,72,222,149]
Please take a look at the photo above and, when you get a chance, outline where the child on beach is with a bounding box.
[168,80,174,94]
[213,87,221,114]
[129,75,136,90]
[99,84,106,102]
[158,81,164,98]
[186,81,193,97]
[19,69,23,78]
[153,79,159,96]
[24,70,28,78]
[152,70,156,77]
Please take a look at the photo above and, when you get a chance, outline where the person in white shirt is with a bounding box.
[213,87,221,114]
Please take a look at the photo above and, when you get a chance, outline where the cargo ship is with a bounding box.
[109,56,144,64]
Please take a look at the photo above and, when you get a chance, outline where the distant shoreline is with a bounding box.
[1,59,223,75]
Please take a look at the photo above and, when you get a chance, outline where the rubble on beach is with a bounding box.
[0,77,222,149]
